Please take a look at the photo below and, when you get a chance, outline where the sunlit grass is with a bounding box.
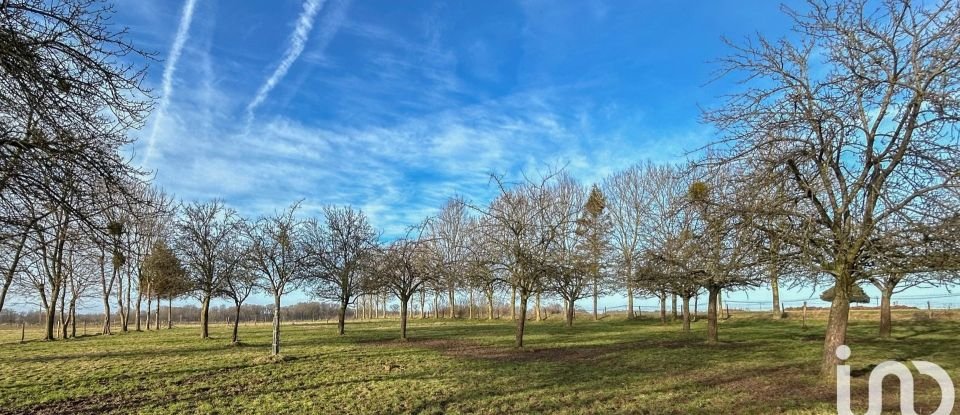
[0,311,956,414]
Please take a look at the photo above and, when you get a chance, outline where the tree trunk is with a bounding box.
[433,293,439,319]
[565,297,575,327]
[448,287,456,319]
[101,256,112,335]
[487,290,494,320]
[535,292,542,321]
[770,237,782,318]
[69,299,77,338]
[693,294,699,322]
[199,294,212,338]
[771,272,782,318]
[510,286,517,320]
[135,284,143,331]
[879,284,893,339]
[419,290,426,319]
[681,295,691,332]
[337,300,348,335]
[820,275,852,381]
[671,294,678,321]
[146,291,152,331]
[232,302,242,344]
[707,286,720,343]
[166,297,172,329]
[400,296,409,340]
[625,258,635,319]
[58,286,67,339]
[43,281,61,341]
[468,289,474,320]
[116,269,126,332]
[659,292,667,324]
[271,294,282,356]
[592,276,598,321]
[515,291,529,347]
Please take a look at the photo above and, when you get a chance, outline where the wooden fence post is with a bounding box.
[20,322,25,343]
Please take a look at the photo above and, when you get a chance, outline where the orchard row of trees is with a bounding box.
[3,0,960,382]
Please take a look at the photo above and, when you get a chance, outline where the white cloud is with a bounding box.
[143,0,197,166]
[245,0,351,119]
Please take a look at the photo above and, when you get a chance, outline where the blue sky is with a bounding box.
[105,0,953,310]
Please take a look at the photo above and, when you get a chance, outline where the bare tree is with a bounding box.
[174,200,244,339]
[704,0,960,379]
[219,238,256,345]
[376,222,435,340]
[863,215,959,338]
[602,166,649,319]
[685,168,764,343]
[304,205,379,335]
[0,0,153,251]
[245,204,310,355]
[544,176,589,327]
[479,170,577,347]
[430,198,470,319]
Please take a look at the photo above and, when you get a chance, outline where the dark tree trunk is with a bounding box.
[625,258,635,319]
[166,297,171,329]
[145,287,152,331]
[400,296,409,340]
[135,286,143,331]
[707,285,720,343]
[879,284,894,339]
[337,301,348,336]
[232,302,242,344]
[200,294,211,339]
[515,291,528,347]
[510,286,517,320]
[58,287,67,340]
[116,271,127,332]
[681,296,691,332]
[44,282,61,341]
[820,273,852,381]
[69,299,77,338]
[564,297,575,327]
[271,294,282,356]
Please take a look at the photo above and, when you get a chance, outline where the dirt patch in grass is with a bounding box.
[2,389,148,415]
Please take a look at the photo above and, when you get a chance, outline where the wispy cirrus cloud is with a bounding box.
[246,0,352,120]
[143,0,197,166]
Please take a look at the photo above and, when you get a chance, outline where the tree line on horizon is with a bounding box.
[2,0,960,382]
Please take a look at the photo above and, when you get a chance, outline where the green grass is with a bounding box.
[0,312,957,414]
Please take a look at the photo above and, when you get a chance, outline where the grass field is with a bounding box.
[0,311,957,414]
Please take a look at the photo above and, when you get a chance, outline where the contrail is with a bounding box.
[144,0,198,165]
[246,0,325,119]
